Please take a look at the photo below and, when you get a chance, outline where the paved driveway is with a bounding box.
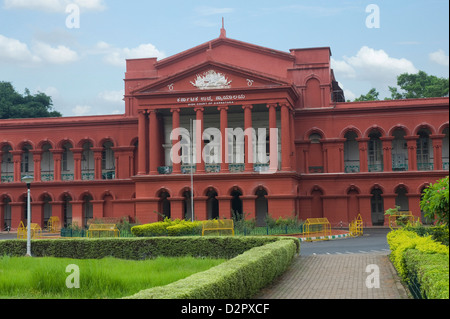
[300,228,391,256]
[257,228,409,299]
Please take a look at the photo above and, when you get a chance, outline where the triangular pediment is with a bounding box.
[133,61,291,95]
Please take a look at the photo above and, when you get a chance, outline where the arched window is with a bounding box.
[62,194,72,227]
[158,191,171,221]
[81,142,94,180]
[206,189,219,220]
[417,129,433,171]
[82,194,93,227]
[1,196,12,231]
[368,131,383,172]
[21,144,34,177]
[41,144,54,182]
[42,195,52,228]
[344,131,360,173]
[371,188,384,226]
[395,186,409,212]
[255,188,268,226]
[308,133,324,173]
[62,143,74,181]
[102,141,115,180]
[442,127,449,170]
[231,189,243,220]
[1,145,13,183]
[182,190,193,221]
[392,129,408,171]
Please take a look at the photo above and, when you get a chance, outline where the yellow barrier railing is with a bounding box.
[17,221,26,239]
[388,211,420,229]
[202,220,234,236]
[304,218,331,241]
[87,223,120,238]
[17,221,42,239]
[47,216,61,233]
[349,214,363,237]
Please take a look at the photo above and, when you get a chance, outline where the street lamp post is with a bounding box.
[22,175,34,257]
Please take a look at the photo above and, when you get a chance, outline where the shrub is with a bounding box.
[0,236,300,260]
[387,229,449,299]
[420,176,449,226]
[404,224,449,246]
[125,239,298,299]
[131,218,202,237]
[404,249,449,299]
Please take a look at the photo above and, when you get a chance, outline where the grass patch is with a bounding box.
[0,256,225,299]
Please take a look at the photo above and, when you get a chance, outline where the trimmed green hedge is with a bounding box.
[0,236,299,300]
[0,236,300,260]
[125,239,298,299]
[387,229,449,299]
[404,249,449,299]
[131,219,203,237]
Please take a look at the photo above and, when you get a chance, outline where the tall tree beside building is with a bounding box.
[0,81,62,119]
[389,71,449,100]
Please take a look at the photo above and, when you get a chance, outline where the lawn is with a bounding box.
[0,256,225,299]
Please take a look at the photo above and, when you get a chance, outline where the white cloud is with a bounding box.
[32,42,79,64]
[195,6,234,16]
[0,34,79,66]
[95,42,166,67]
[332,46,418,87]
[3,0,106,12]
[98,90,124,103]
[0,34,41,65]
[429,49,449,67]
[72,105,92,116]
[331,58,356,79]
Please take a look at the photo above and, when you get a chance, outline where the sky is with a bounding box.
[0,0,448,117]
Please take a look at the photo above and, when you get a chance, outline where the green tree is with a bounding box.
[354,88,380,101]
[389,71,449,100]
[420,176,449,226]
[0,81,62,119]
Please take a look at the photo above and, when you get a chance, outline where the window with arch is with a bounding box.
[392,129,408,171]
[62,143,74,181]
[21,144,34,177]
[308,133,324,173]
[41,144,54,182]
[206,189,219,220]
[416,129,433,171]
[42,195,52,228]
[82,194,93,227]
[2,196,12,230]
[102,141,115,180]
[182,190,193,221]
[158,191,171,220]
[344,131,360,173]
[81,142,94,180]
[395,186,409,212]
[62,194,73,227]
[442,127,449,170]
[1,145,13,183]
[368,130,383,172]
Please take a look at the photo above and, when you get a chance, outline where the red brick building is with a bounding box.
[1,30,449,230]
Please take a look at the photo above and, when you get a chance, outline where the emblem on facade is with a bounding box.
[190,70,232,90]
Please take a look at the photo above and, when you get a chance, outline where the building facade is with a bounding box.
[1,30,449,230]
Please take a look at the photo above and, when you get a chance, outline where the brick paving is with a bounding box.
[257,252,409,299]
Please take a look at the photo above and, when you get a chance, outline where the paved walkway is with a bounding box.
[257,252,409,299]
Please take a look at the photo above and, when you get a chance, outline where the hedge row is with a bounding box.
[131,219,203,237]
[0,236,300,260]
[404,249,449,299]
[125,239,298,299]
[387,229,449,299]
